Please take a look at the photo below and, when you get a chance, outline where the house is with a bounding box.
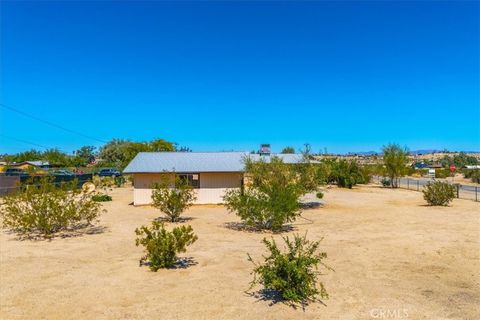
[0,161,50,174]
[123,151,304,205]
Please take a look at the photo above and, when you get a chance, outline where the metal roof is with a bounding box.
[123,152,305,173]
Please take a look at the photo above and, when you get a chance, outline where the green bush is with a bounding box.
[92,175,115,188]
[0,177,102,237]
[92,194,112,202]
[434,168,451,179]
[463,169,480,183]
[151,177,197,222]
[381,178,391,187]
[331,160,361,188]
[135,221,198,271]
[224,157,310,231]
[114,176,126,187]
[248,234,331,305]
[316,191,324,199]
[423,181,456,206]
[470,171,480,184]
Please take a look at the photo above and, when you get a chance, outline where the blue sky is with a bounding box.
[1,1,479,154]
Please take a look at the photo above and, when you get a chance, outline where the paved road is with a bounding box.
[377,176,479,202]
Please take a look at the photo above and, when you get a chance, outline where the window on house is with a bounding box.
[177,173,200,188]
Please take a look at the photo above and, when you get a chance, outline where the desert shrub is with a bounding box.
[434,168,451,179]
[114,176,126,187]
[248,234,331,305]
[0,177,102,237]
[463,169,480,183]
[331,160,361,188]
[470,171,480,184]
[423,181,456,206]
[380,178,391,187]
[92,175,114,188]
[357,166,372,184]
[135,221,197,271]
[151,177,197,222]
[92,194,112,202]
[316,191,324,199]
[224,157,310,231]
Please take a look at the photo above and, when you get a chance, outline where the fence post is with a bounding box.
[417,180,419,191]
[456,184,460,198]
[407,178,409,190]
[476,186,478,202]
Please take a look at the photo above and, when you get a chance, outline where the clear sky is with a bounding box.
[1,1,479,154]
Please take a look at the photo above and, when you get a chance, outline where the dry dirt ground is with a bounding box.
[1,186,479,320]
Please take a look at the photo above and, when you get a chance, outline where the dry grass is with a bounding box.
[1,185,479,319]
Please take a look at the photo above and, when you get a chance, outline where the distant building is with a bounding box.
[123,151,304,205]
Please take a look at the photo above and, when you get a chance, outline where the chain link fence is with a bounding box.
[373,176,479,202]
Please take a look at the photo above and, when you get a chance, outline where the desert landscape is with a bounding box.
[1,185,478,320]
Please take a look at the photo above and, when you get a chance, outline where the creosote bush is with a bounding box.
[92,194,112,202]
[423,181,456,206]
[248,233,331,306]
[151,177,197,222]
[224,157,316,231]
[0,177,102,237]
[135,221,198,271]
[464,169,480,184]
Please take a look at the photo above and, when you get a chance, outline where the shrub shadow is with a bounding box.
[299,201,324,209]
[247,288,327,310]
[140,256,198,270]
[223,222,295,233]
[6,224,108,241]
[154,216,196,223]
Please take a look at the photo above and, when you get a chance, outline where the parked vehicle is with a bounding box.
[51,170,75,176]
[96,168,121,177]
[4,168,29,177]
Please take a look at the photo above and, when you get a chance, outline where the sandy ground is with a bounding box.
[1,186,479,320]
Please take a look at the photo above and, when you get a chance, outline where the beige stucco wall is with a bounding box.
[132,172,243,205]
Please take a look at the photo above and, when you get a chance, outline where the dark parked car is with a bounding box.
[97,168,121,177]
[4,168,29,177]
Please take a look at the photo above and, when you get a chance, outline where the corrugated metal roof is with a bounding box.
[123,152,305,173]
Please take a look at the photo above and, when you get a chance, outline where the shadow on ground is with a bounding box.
[246,288,326,310]
[154,217,196,223]
[5,224,108,241]
[223,222,295,233]
[299,201,324,209]
[139,256,198,270]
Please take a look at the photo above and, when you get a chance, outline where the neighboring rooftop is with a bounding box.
[123,152,304,173]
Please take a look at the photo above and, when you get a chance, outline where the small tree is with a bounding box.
[423,181,456,206]
[135,221,198,271]
[281,146,295,154]
[151,177,197,222]
[331,159,362,188]
[248,233,331,306]
[382,144,409,188]
[0,177,102,237]
[224,157,315,231]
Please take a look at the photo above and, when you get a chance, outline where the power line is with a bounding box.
[0,134,50,149]
[0,103,107,143]
[0,134,70,153]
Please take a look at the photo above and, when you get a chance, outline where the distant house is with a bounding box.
[123,152,304,205]
[11,161,50,170]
